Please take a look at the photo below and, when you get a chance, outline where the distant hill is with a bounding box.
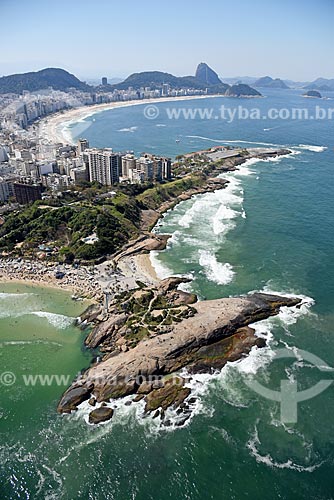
[254,76,289,89]
[304,78,334,91]
[195,62,222,86]
[223,76,311,89]
[225,84,261,97]
[0,64,262,98]
[112,63,260,97]
[221,76,257,85]
[303,90,322,98]
[111,71,217,91]
[0,68,91,94]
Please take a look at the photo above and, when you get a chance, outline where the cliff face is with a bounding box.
[58,291,301,422]
[195,62,222,86]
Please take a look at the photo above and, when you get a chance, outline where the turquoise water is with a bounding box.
[2,90,334,498]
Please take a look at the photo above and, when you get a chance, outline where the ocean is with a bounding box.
[1,89,334,499]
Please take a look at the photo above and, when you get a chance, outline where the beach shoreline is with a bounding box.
[0,276,82,295]
[0,147,292,300]
[0,260,102,299]
[35,94,224,145]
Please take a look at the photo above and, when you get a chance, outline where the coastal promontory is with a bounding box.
[58,287,301,424]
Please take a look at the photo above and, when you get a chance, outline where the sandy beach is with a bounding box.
[0,259,103,298]
[0,251,161,304]
[36,94,223,145]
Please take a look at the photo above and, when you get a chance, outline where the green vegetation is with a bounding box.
[0,174,209,263]
[108,283,198,348]
[0,68,90,94]
[0,193,141,262]
[136,174,205,209]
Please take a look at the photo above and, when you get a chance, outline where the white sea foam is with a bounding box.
[234,161,256,176]
[247,425,323,472]
[198,249,235,285]
[149,251,174,279]
[166,230,182,246]
[185,135,280,147]
[30,311,75,329]
[117,126,138,133]
[212,205,238,235]
[74,389,207,434]
[1,340,63,347]
[57,121,78,145]
[211,176,245,235]
[178,194,216,228]
[297,144,327,152]
[258,285,315,321]
[72,289,315,434]
[0,292,35,298]
[211,289,315,384]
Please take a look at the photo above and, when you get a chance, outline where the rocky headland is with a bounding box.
[57,146,297,426]
[58,276,301,425]
[0,145,298,427]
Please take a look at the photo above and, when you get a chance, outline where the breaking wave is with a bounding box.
[247,425,323,472]
[198,249,235,285]
[117,126,138,132]
[297,144,327,152]
[30,311,75,329]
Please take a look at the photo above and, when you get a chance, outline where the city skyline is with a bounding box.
[1,0,333,81]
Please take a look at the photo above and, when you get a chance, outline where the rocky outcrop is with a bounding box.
[144,377,191,412]
[85,312,128,349]
[113,234,171,262]
[58,293,301,417]
[58,385,93,413]
[79,303,103,324]
[88,407,114,424]
[225,84,262,97]
[253,76,289,89]
[303,90,322,98]
[195,62,222,86]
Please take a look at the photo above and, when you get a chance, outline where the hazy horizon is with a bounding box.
[1,0,333,81]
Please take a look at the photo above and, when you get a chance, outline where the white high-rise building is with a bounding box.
[136,157,154,181]
[86,148,120,185]
[121,154,136,178]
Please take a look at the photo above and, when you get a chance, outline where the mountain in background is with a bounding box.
[110,71,216,91]
[223,76,311,89]
[282,79,310,89]
[253,76,289,89]
[0,64,261,97]
[221,76,258,85]
[195,62,222,86]
[225,84,261,97]
[0,68,91,94]
[111,63,261,96]
[303,78,334,91]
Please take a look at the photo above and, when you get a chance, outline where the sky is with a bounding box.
[0,0,333,82]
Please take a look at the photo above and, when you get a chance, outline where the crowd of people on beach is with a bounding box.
[0,258,103,299]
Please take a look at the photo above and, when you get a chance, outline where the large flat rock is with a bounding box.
[57,293,300,412]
